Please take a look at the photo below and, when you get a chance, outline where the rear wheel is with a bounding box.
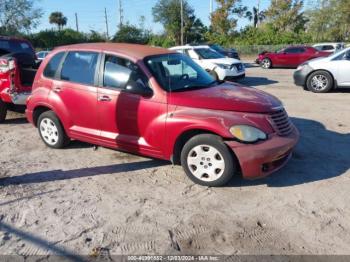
[306,71,333,93]
[0,99,7,123]
[261,58,272,69]
[37,111,70,148]
[180,134,236,187]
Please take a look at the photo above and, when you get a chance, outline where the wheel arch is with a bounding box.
[305,69,336,88]
[171,128,239,167]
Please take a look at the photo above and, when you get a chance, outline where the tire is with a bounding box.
[37,110,70,149]
[261,58,272,69]
[180,134,236,187]
[306,70,333,93]
[0,99,7,123]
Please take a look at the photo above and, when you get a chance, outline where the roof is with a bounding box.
[170,45,210,50]
[55,43,175,60]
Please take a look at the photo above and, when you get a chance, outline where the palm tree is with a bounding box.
[245,7,265,28]
[49,12,68,31]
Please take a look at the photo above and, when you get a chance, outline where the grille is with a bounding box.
[231,63,243,71]
[269,108,293,136]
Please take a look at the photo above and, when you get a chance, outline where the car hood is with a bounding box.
[169,82,282,113]
[204,57,241,65]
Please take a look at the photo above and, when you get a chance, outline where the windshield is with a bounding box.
[195,48,224,59]
[145,53,216,92]
[210,44,225,52]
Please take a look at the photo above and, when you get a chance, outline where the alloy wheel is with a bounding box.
[311,75,329,91]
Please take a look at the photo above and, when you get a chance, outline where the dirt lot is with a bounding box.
[0,61,349,258]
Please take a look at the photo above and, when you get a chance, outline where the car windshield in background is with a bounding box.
[210,44,225,52]
[145,53,215,92]
[0,40,33,55]
[195,48,224,59]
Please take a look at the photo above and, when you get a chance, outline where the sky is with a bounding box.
[35,0,272,35]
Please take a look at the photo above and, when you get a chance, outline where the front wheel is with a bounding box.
[0,99,7,123]
[180,134,236,187]
[37,111,70,149]
[261,58,272,69]
[306,71,333,93]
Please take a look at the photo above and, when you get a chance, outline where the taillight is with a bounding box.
[0,58,15,73]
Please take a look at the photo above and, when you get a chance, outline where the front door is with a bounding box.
[335,50,350,86]
[97,53,166,158]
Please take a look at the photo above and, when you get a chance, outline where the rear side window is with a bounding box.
[322,45,334,51]
[0,40,34,55]
[61,51,99,85]
[285,47,305,54]
[43,52,65,79]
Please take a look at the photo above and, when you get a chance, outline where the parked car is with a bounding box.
[313,43,345,53]
[169,45,245,81]
[208,44,240,60]
[26,43,298,187]
[256,46,330,69]
[0,36,38,122]
[36,50,50,61]
[294,47,350,93]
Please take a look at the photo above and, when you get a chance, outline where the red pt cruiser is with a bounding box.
[26,43,299,187]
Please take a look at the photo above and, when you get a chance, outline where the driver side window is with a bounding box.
[102,54,150,90]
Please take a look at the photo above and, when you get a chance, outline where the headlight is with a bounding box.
[215,63,231,69]
[296,63,307,71]
[230,125,267,143]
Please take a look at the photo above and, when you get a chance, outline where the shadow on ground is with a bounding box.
[0,160,168,187]
[229,117,350,187]
[237,76,278,87]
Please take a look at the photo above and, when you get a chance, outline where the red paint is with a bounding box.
[0,36,36,103]
[26,43,299,179]
[257,46,329,68]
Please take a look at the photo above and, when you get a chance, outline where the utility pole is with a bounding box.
[180,0,184,45]
[105,8,109,40]
[256,0,260,28]
[118,0,123,29]
[210,0,213,14]
[75,12,79,32]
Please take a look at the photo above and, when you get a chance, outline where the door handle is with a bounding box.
[52,86,62,93]
[98,95,112,102]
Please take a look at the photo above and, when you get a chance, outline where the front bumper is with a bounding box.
[216,67,245,81]
[293,65,313,87]
[226,126,299,179]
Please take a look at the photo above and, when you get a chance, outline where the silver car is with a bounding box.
[294,47,350,93]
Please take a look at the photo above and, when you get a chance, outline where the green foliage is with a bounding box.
[210,0,240,37]
[152,0,206,45]
[49,12,68,31]
[27,29,107,49]
[148,34,175,48]
[264,0,306,33]
[0,0,42,35]
[307,0,350,42]
[113,23,150,44]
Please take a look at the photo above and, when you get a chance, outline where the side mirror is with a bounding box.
[125,81,153,97]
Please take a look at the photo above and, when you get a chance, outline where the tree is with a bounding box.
[0,0,42,35]
[210,0,241,36]
[307,0,350,42]
[49,12,68,31]
[245,6,265,28]
[152,0,203,45]
[113,23,150,44]
[264,0,306,33]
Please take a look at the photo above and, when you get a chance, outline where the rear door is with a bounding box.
[54,51,100,140]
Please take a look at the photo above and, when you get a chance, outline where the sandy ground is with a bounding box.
[0,61,350,259]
